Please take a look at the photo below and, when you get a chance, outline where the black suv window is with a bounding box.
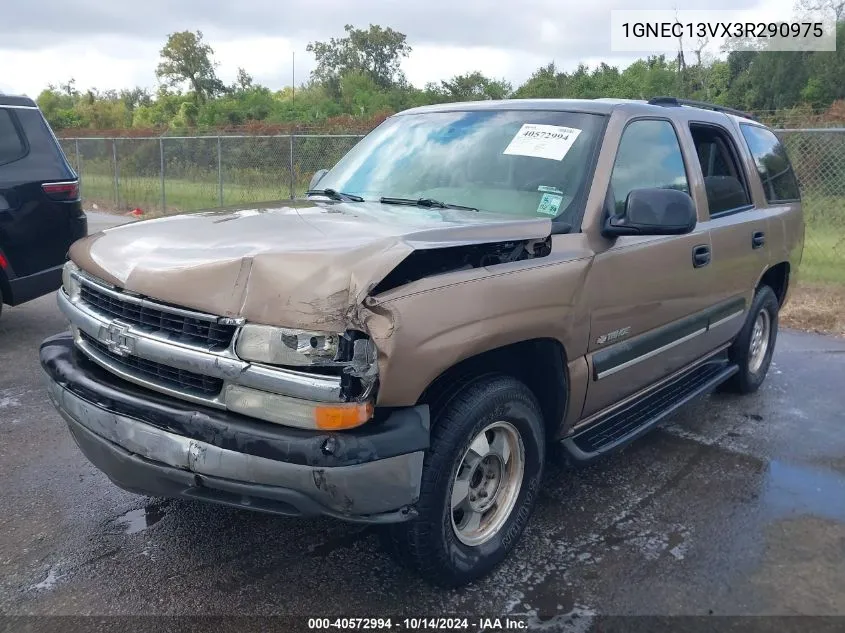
[740,124,800,203]
[0,109,26,166]
[610,119,689,213]
[690,123,751,215]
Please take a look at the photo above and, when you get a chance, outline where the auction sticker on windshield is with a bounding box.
[503,124,582,161]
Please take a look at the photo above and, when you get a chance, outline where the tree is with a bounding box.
[514,63,566,98]
[435,72,512,101]
[49,78,79,98]
[306,24,411,93]
[795,0,845,21]
[233,67,254,92]
[156,30,225,102]
[29,20,845,133]
[801,21,845,106]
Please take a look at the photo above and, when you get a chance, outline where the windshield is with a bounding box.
[314,109,605,221]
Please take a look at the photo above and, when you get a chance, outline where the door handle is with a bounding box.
[692,244,711,268]
[752,231,765,249]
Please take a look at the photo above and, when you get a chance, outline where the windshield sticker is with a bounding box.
[537,193,563,216]
[538,185,563,194]
[503,124,582,161]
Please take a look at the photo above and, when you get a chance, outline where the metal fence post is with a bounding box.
[159,137,166,213]
[217,136,224,207]
[112,139,120,210]
[289,135,295,200]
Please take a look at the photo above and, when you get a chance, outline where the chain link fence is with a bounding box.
[59,134,365,215]
[59,129,844,285]
[776,129,845,285]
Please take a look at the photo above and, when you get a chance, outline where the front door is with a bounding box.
[581,118,715,418]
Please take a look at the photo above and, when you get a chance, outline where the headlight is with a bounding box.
[236,324,342,366]
[62,260,81,301]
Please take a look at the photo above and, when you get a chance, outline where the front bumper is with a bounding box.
[41,334,429,522]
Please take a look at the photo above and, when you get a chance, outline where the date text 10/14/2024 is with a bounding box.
[307,617,529,630]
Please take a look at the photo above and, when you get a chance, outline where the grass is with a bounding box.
[80,172,305,214]
[800,227,845,285]
[782,282,845,337]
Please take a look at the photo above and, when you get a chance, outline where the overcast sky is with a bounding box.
[0,0,798,97]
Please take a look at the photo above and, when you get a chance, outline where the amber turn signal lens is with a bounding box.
[315,401,374,430]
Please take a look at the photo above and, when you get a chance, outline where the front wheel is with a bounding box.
[724,285,779,394]
[384,375,545,587]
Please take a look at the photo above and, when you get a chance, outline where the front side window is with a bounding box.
[610,119,689,213]
[0,109,26,166]
[315,109,606,222]
[740,124,800,203]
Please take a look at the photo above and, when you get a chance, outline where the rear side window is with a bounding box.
[690,123,751,215]
[610,119,689,213]
[0,109,26,166]
[740,124,800,202]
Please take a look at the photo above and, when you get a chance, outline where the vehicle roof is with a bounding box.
[0,94,37,108]
[398,98,759,126]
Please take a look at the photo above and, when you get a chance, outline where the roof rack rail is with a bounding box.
[647,96,757,121]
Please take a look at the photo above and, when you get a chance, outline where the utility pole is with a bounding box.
[292,51,295,106]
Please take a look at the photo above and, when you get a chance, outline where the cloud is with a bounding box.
[1,0,763,96]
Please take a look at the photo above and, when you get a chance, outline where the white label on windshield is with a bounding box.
[503,124,582,161]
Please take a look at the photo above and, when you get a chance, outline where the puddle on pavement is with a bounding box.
[114,504,167,535]
[762,460,845,521]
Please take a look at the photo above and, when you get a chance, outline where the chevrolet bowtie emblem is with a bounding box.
[101,320,135,357]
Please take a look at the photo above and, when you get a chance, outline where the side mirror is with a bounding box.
[309,169,329,191]
[603,187,696,238]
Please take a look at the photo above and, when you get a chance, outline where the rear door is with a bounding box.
[737,124,803,284]
[0,107,30,275]
[581,118,717,418]
[0,104,83,279]
[690,120,767,348]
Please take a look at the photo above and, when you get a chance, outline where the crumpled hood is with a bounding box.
[70,201,552,330]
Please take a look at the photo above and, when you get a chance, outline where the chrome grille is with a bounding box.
[78,283,235,350]
[80,332,224,397]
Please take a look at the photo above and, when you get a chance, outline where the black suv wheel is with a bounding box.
[725,285,779,394]
[384,375,545,587]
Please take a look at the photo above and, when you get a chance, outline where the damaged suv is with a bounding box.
[41,97,803,586]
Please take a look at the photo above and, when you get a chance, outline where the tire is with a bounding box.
[724,285,779,394]
[383,374,545,587]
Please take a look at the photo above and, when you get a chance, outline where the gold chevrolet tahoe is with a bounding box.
[41,97,803,587]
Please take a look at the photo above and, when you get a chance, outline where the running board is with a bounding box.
[562,359,738,463]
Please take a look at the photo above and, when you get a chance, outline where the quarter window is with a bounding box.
[740,124,800,202]
[0,109,25,166]
[610,120,689,213]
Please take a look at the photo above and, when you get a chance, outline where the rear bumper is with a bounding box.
[41,333,429,522]
[6,264,63,305]
[2,211,85,306]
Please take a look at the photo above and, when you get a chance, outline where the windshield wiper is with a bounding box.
[306,188,364,202]
[379,196,478,212]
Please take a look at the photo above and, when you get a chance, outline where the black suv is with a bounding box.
[0,95,86,317]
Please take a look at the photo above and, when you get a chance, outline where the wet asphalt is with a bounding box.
[1,213,844,628]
